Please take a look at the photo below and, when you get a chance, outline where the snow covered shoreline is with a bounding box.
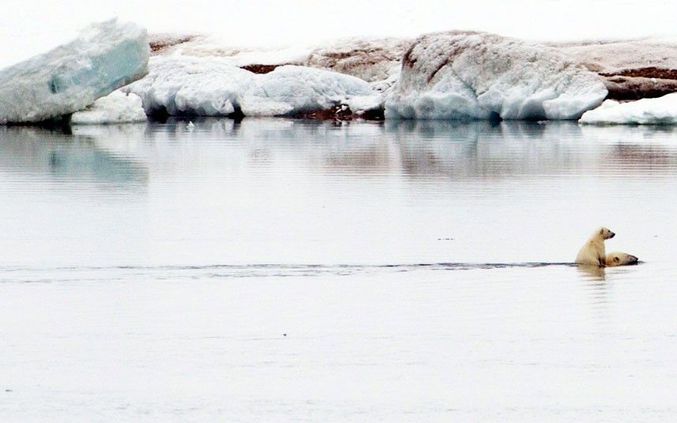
[150,32,677,104]
[2,22,677,126]
[580,94,677,125]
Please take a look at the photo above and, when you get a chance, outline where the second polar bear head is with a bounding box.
[605,252,639,266]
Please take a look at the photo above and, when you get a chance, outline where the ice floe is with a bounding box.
[0,19,149,124]
[385,31,608,120]
[125,56,380,118]
[70,91,147,125]
[579,93,677,125]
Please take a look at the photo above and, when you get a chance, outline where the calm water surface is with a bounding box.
[1,120,677,422]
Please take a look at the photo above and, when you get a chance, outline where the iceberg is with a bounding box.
[0,19,149,124]
[125,56,380,118]
[579,94,677,125]
[70,91,147,125]
[385,31,608,120]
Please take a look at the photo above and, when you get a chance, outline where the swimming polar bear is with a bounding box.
[605,252,639,266]
[575,227,615,267]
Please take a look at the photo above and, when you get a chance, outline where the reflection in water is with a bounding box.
[0,126,148,186]
[86,118,677,180]
[388,121,677,178]
[142,118,677,178]
[577,264,606,281]
[577,264,613,329]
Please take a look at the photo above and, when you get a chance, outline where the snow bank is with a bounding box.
[0,19,149,124]
[243,65,377,116]
[125,56,252,116]
[385,31,608,120]
[148,33,409,88]
[125,56,380,117]
[554,39,677,75]
[149,33,199,54]
[554,39,677,100]
[148,33,677,103]
[70,91,147,124]
[149,34,311,67]
[579,93,677,125]
[304,38,410,82]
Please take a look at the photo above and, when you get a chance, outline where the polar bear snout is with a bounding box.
[608,231,615,239]
[614,254,639,265]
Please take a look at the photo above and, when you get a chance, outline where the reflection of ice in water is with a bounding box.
[95,118,677,179]
[0,125,148,186]
[45,119,677,183]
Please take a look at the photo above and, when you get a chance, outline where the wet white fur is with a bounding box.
[605,251,638,267]
[576,227,614,267]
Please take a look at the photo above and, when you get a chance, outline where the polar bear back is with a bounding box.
[576,239,605,266]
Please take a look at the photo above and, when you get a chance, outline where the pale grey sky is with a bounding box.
[2,0,676,67]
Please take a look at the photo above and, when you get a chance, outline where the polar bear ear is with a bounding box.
[599,228,605,236]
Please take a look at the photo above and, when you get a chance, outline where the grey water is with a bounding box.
[1,119,677,422]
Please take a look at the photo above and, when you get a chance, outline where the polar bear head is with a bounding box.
[598,227,615,240]
[605,252,639,266]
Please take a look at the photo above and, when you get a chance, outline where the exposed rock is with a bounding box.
[149,33,199,54]
[289,104,383,121]
[602,75,677,100]
[240,64,281,74]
